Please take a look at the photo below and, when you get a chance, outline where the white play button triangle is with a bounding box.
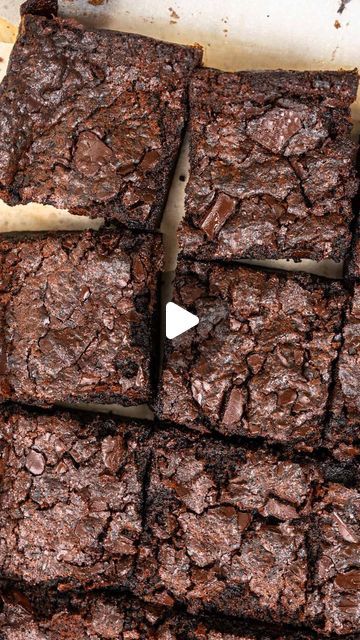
[166,302,199,339]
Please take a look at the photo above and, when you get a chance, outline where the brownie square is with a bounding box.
[0,228,162,406]
[138,428,317,624]
[179,69,359,262]
[0,591,313,640]
[325,283,360,459]
[0,405,149,590]
[157,260,348,448]
[0,1,202,229]
[307,483,360,635]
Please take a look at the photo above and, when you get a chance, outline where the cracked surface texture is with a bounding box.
[157,260,348,448]
[0,410,358,634]
[179,69,359,262]
[307,483,360,635]
[0,3,201,228]
[0,406,149,590]
[137,428,318,624]
[347,219,360,281]
[326,283,360,459]
[0,228,162,406]
[0,591,313,640]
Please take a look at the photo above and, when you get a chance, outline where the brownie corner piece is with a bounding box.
[0,405,150,590]
[179,68,358,262]
[0,228,162,406]
[157,259,348,448]
[0,5,202,229]
[325,281,360,458]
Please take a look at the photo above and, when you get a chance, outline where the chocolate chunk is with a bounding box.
[200,193,236,239]
[74,131,114,177]
[247,107,303,153]
[25,450,45,475]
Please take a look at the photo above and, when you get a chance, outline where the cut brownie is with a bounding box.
[0,405,149,590]
[307,482,360,636]
[0,591,314,640]
[179,69,359,262]
[0,0,202,229]
[0,228,162,406]
[325,283,360,458]
[346,218,360,281]
[156,260,348,448]
[137,427,318,624]
[0,592,153,640]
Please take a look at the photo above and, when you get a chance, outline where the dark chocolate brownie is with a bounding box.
[137,428,318,624]
[179,69,359,262]
[0,592,153,640]
[0,0,202,229]
[156,260,348,448]
[0,405,150,591]
[346,218,360,281]
[325,283,360,459]
[0,228,162,406]
[307,482,360,636]
[0,591,314,640]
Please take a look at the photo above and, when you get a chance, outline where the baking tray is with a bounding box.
[0,0,358,420]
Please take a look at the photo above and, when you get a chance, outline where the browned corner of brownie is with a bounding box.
[0,228,162,406]
[0,404,151,591]
[0,4,202,228]
[156,259,349,450]
[179,68,359,262]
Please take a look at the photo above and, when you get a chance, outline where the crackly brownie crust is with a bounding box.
[156,260,348,448]
[137,427,316,623]
[307,483,360,636]
[325,283,360,458]
[0,228,162,406]
[0,0,202,229]
[179,68,359,262]
[137,427,360,633]
[0,405,150,591]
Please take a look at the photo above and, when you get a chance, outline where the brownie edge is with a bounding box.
[179,68,358,263]
[0,1,202,229]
